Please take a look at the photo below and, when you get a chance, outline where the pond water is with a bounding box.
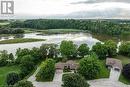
[0,32,121,55]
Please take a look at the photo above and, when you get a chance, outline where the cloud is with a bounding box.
[72,0,130,4]
[0,0,130,19]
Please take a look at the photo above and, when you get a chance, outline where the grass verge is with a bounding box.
[0,38,45,44]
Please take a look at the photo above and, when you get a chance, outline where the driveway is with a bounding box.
[53,70,63,82]
[28,69,63,87]
[109,68,121,81]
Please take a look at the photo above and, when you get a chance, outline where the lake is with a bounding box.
[0,32,121,55]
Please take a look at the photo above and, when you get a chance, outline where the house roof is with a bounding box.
[55,60,79,70]
[106,58,123,70]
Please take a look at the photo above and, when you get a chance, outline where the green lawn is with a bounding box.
[0,66,20,86]
[115,55,130,65]
[0,38,45,44]
[115,55,130,84]
[97,60,110,78]
[119,74,130,85]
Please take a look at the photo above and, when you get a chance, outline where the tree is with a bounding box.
[104,40,117,57]
[40,44,49,59]
[19,55,35,78]
[119,42,130,57]
[36,59,55,81]
[78,53,101,80]
[78,44,89,58]
[0,50,9,66]
[122,63,130,79]
[92,42,107,59]
[8,53,14,61]
[6,72,20,85]
[48,44,59,58]
[60,40,77,58]
[62,73,89,87]
[15,48,32,64]
[13,80,33,87]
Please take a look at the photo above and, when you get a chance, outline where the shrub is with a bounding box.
[36,59,55,81]
[122,63,130,79]
[13,80,33,87]
[6,72,20,85]
[62,73,89,87]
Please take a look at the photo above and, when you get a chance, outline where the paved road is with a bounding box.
[28,69,63,87]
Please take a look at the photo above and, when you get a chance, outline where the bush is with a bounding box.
[122,63,130,79]
[6,72,20,85]
[62,73,89,87]
[36,59,55,81]
[78,53,101,80]
[13,80,33,87]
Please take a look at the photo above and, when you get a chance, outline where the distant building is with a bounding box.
[106,58,122,71]
[55,60,79,70]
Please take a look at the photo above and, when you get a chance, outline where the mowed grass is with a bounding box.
[97,60,110,78]
[115,55,130,65]
[0,38,45,44]
[115,55,130,85]
[0,66,20,86]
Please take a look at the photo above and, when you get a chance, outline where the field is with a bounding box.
[0,38,45,44]
[0,66,20,86]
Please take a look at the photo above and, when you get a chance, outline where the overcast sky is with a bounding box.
[1,0,130,19]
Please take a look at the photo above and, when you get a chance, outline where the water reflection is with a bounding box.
[0,32,129,56]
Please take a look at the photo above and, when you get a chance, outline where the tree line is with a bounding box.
[10,19,130,36]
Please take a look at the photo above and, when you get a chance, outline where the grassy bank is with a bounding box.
[0,66,20,86]
[41,29,83,34]
[24,29,84,34]
[0,38,45,44]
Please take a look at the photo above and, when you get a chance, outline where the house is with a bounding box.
[55,60,79,70]
[106,58,122,71]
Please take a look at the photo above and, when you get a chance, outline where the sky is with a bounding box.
[1,0,130,19]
